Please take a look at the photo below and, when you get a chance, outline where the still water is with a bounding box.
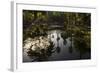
[23,30,90,62]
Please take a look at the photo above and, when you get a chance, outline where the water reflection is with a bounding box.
[63,40,67,45]
[73,30,91,59]
[23,30,90,62]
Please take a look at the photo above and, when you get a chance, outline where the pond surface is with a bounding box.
[23,30,90,62]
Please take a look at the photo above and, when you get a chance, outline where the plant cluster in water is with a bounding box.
[23,36,55,61]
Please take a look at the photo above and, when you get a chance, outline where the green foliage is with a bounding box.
[61,32,68,40]
[23,24,48,40]
[23,10,91,58]
[73,29,91,55]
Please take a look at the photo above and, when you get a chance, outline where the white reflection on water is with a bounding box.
[23,30,90,62]
[47,30,80,60]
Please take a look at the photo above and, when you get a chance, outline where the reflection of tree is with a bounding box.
[56,46,61,53]
[52,35,54,38]
[69,32,73,53]
[56,33,61,53]
[61,32,68,45]
[63,40,67,45]
[68,46,73,53]
[73,30,91,59]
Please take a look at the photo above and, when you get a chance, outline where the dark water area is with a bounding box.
[23,30,91,62]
